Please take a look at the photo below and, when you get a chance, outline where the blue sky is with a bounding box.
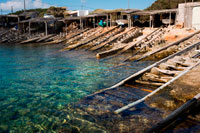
[0,0,156,14]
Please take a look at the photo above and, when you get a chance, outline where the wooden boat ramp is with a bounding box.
[60,27,142,52]
[77,41,200,116]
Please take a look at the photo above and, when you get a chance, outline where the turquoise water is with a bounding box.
[0,44,153,132]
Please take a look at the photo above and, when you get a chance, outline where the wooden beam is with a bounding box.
[118,28,160,55]
[106,15,109,28]
[96,46,124,59]
[110,14,112,27]
[169,12,172,26]
[45,21,48,36]
[93,17,95,28]
[66,26,118,50]
[137,30,200,61]
[29,21,31,34]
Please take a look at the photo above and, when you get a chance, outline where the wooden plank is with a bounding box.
[90,27,135,51]
[137,30,200,61]
[114,60,200,114]
[36,34,55,42]
[135,80,164,86]
[86,27,125,50]
[20,36,41,44]
[66,28,90,42]
[118,28,161,54]
[96,46,124,59]
[66,26,118,50]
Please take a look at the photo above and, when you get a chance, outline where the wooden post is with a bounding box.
[80,17,83,29]
[110,14,112,27]
[29,21,31,35]
[169,12,172,26]
[130,14,133,27]
[23,22,24,33]
[45,21,48,36]
[149,15,152,28]
[17,17,20,32]
[128,14,130,28]
[93,17,95,28]
[65,23,67,35]
[106,14,109,28]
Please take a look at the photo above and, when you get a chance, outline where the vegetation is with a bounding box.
[12,8,47,17]
[147,0,200,10]
[91,9,124,14]
[12,6,67,17]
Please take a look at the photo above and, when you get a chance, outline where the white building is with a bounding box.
[177,2,200,29]
[66,10,90,17]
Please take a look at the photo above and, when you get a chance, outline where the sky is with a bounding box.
[0,0,156,14]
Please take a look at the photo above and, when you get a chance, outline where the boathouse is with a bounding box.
[0,15,19,28]
[61,13,108,31]
[122,9,178,28]
[177,2,200,29]
[18,17,64,35]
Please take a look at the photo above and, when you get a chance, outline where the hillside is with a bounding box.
[12,8,47,17]
[147,0,200,10]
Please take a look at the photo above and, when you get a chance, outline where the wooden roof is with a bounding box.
[132,9,178,15]
[121,9,140,14]
[61,13,107,22]
[19,17,62,23]
[0,15,19,18]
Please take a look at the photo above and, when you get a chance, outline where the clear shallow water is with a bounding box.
[0,44,153,132]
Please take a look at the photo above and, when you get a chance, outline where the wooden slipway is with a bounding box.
[65,26,118,50]
[83,41,200,114]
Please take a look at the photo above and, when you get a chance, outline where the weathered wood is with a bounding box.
[137,30,200,61]
[36,34,55,42]
[135,80,164,86]
[20,36,41,44]
[141,73,173,83]
[96,46,125,59]
[95,29,141,58]
[159,63,185,71]
[118,28,161,54]
[114,60,200,114]
[86,41,200,98]
[119,28,141,44]
[90,28,135,51]
[66,26,118,50]
[150,67,181,76]
[86,28,125,50]
[66,28,90,42]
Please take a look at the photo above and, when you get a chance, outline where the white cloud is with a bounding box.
[0,0,51,12]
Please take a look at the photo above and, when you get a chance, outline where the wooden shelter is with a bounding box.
[19,17,64,35]
[60,13,108,31]
[121,9,178,28]
[0,15,19,28]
